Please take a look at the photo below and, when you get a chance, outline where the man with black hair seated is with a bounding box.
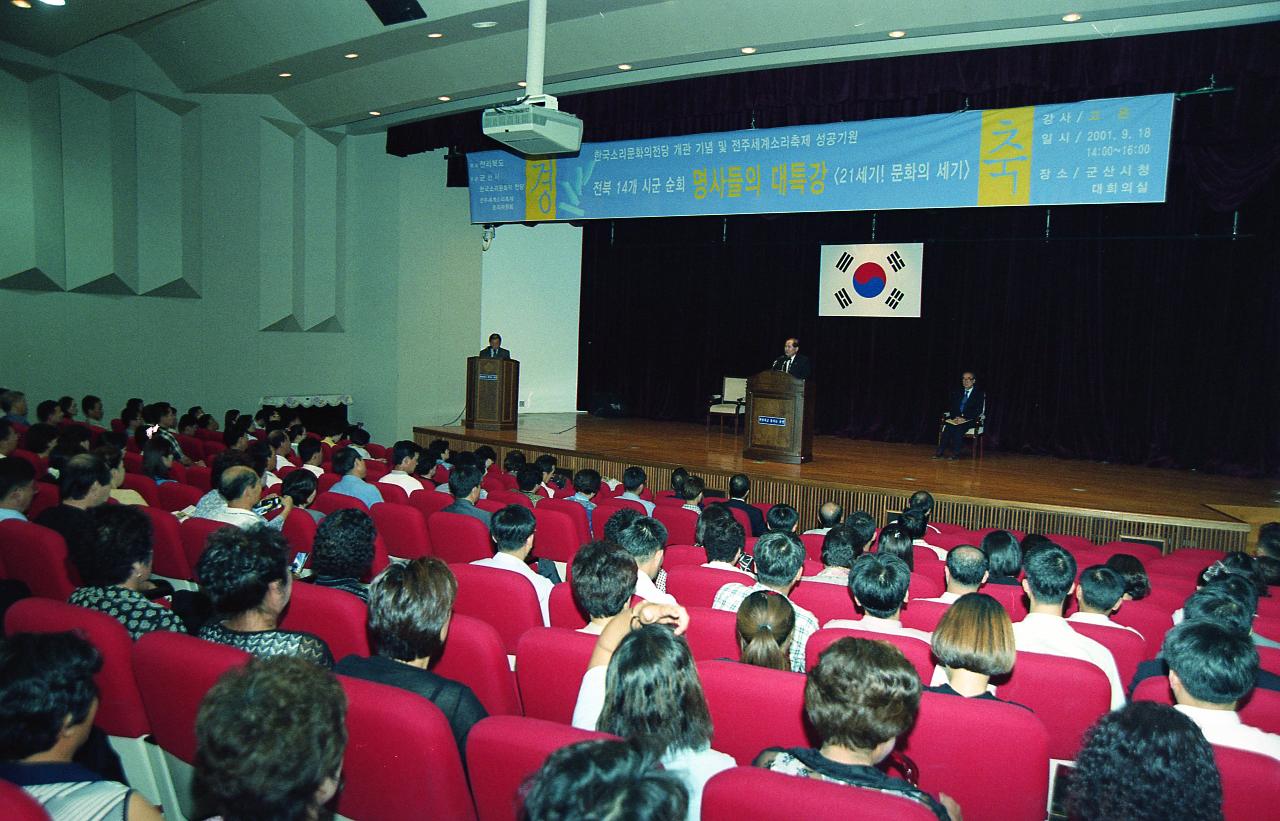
[296,437,325,477]
[803,522,863,586]
[35,453,112,557]
[36,399,64,426]
[1164,618,1280,760]
[920,545,989,604]
[0,418,17,460]
[766,503,799,534]
[472,504,552,625]
[571,541,638,635]
[443,462,490,525]
[1013,544,1125,708]
[713,531,817,672]
[803,501,844,536]
[515,463,544,507]
[329,445,383,508]
[696,508,752,578]
[722,473,766,536]
[0,457,36,523]
[618,466,655,515]
[827,553,933,642]
[379,440,424,494]
[616,515,676,605]
[567,468,602,533]
[1068,565,1143,637]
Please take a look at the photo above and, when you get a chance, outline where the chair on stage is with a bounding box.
[706,376,748,434]
[937,394,986,459]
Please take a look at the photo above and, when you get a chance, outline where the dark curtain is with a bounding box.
[389,24,1280,475]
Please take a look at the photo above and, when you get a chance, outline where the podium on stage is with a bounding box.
[742,370,814,464]
[465,356,520,431]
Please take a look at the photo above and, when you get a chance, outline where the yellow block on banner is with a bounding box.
[524,158,557,220]
[977,106,1034,206]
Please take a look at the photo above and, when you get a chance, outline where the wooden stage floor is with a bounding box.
[416,413,1280,553]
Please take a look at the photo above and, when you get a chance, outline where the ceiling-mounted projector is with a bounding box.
[482,98,582,156]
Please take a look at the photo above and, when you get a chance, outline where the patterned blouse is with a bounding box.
[761,747,951,821]
[198,621,334,668]
[68,585,186,640]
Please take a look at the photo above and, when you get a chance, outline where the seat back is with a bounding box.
[662,544,708,568]
[710,502,753,535]
[281,509,318,562]
[982,583,1029,622]
[537,498,592,544]
[701,767,941,821]
[180,517,230,571]
[157,481,202,511]
[663,565,749,608]
[652,504,698,546]
[548,582,588,629]
[799,533,824,563]
[1215,744,1280,821]
[789,580,859,624]
[120,473,160,506]
[697,658,811,764]
[279,581,370,660]
[531,508,578,563]
[410,487,453,518]
[466,716,613,821]
[432,614,522,716]
[336,674,476,821]
[515,627,598,724]
[899,691,1050,821]
[5,599,148,739]
[805,627,934,681]
[139,507,193,580]
[1111,600,1175,658]
[900,598,951,632]
[26,480,60,521]
[0,779,51,821]
[428,512,494,564]
[997,651,1112,760]
[489,489,533,509]
[370,503,431,560]
[450,563,544,654]
[0,521,76,599]
[312,491,369,515]
[684,605,743,662]
[374,480,410,506]
[184,465,212,492]
[1068,620,1146,689]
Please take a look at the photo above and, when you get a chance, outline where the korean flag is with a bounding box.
[819,243,924,318]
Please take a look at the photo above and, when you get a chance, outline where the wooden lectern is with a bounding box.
[742,370,814,464]
[465,357,520,431]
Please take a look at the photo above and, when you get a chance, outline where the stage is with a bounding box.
[415,414,1280,553]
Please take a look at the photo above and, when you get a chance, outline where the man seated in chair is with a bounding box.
[329,446,383,508]
[935,371,984,460]
[472,504,552,626]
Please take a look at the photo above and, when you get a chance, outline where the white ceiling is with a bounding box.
[2,0,1277,133]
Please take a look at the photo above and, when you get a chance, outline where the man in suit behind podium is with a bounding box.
[936,371,985,459]
[480,333,510,359]
[772,337,811,379]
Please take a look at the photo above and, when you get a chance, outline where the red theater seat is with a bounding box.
[702,765,943,821]
[515,627,597,724]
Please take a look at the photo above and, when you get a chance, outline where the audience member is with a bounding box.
[266,429,293,472]
[876,523,915,571]
[1258,555,1280,588]
[279,468,323,524]
[1195,566,1279,649]
[754,638,956,821]
[443,462,490,525]
[474,445,498,472]
[603,507,641,545]
[56,396,78,422]
[828,553,932,642]
[712,531,816,672]
[380,440,425,494]
[696,508,751,577]
[567,468,602,532]
[472,504,552,625]
[297,438,325,477]
[1257,522,1280,561]
[981,530,1023,585]
[571,540,638,635]
[1103,553,1151,601]
[900,509,943,559]
[0,457,36,522]
[223,423,250,451]
[36,399,64,425]
[533,453,558,497]
[1,389,29,425]
[140,436,177,485]
[617,516,675,604]
[765,503,799,534]
[1163,618,1280,760]
[23,423,58,463]
[206,465,290,529]
[193,656,346,821]
[67,505,186,638]
[1068,701,1222,821]
[618,466,656,514]
[425,438,451,469]
[906,490,941,538]
[803,501,844,536]
[0,418,17,458]
[723,473,765,536]
[35,453,113,557]
[515,463,545,507]
[333,557,487,754]
[195,525,333,667]
[803,521,865,585]
[679,475,705,512]
[928,593,1024,704]
[344,425,372,459]
[737,590,795,671]
[522,739,688,821]
[1069,565,1142,637]
[329,446,383,508]
[669,467,689,498]
[923,545,989,604]
[311,508,376,600]
[0,632,163,820]
[1013,544,1125,708]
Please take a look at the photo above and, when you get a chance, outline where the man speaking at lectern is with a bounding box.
[480,333,510,359]
[771,337,811,379]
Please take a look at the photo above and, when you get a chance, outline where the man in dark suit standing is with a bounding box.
[480,333,511,359]
[771,337,811,379]
[936,371,985,459]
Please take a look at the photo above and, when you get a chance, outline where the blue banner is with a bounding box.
[467,94,1174,224]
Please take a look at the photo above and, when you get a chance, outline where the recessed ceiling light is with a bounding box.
[517,81,527,88]
[344,53,359,59]
[427,32,444,38]
[617,64,632,71]
[739,47,757,54]
[888,30,907,38]
[36,0,65,5]
[437,95,452,102]
[278,72,293,78]
[368,111,381,116]
[1062,12,1082,22]
[11,1,33,8]
[472,20,497,29]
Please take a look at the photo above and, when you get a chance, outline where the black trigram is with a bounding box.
[835,251,853,273]
[886,251,905,272]
[834,288,852,309]
[885,288,904,309]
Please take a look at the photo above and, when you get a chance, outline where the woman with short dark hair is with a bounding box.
[755,637,957,820]
[0,632,163,820]
[980,530,1022,585]
[1068,701,1222,821]
[928,593,1023,705]
[194,656,347,821]
[140,436,177,485]
[1105,553,1151,601]
[522,739,688,821]
[196,525,333,667]
[280,468,323,523]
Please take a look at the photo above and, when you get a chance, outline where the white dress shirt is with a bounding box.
[379,470,425,494]
[1067,611,1145,639]
[824,614,933,644]
[913,539,948,560]
[918,591,963,605]
[1175,704,1280,761]
[1012,612,1126,708]
[470,551,553,626]
[700,560,754,579]
[301,463,324,477]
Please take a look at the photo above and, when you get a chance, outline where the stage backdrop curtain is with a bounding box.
[389,24,1280,475]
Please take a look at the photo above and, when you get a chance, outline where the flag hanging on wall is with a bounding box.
[819,243,924,317]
